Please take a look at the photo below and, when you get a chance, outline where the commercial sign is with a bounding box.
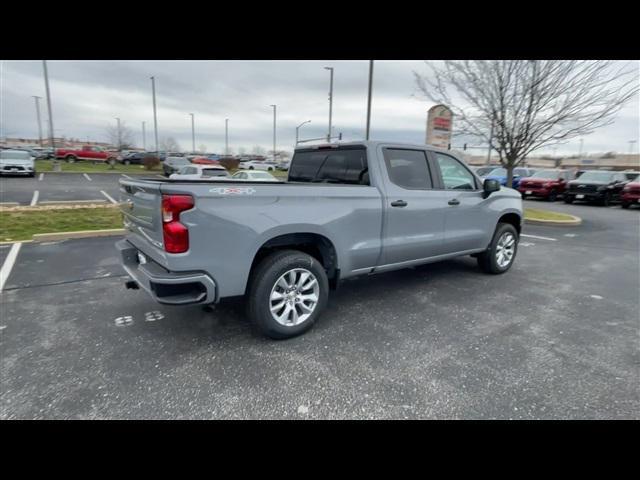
[426,105,453,149]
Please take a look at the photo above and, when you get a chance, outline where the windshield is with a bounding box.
[531,170,561,179]
[577,171,615,182]
[0,150,31,160]
[202,169,229,177]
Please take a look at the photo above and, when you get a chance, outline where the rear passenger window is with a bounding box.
[383,149,432,189]
[434,153,477,190]
[289,148,368,185]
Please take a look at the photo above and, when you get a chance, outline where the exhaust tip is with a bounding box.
[125,280,140,290]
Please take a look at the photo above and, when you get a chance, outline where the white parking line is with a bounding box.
[83,173,92,181]
[521,233,557,241]
[0,242,22,292]
[30,190,39,206]
[100,190,117,204]
[121,174,131,179]
[38,173,44,181]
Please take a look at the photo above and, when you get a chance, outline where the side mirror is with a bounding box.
[483,178,501,198]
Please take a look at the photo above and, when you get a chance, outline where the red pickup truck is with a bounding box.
[55,145,120,163]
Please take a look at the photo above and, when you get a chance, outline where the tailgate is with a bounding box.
[119,178,165,249]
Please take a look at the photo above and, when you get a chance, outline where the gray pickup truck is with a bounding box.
[116,141,522,339]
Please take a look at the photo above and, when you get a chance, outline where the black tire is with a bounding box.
[66,155,76,163]
[247,249,329,339]
[601,192,611,207]
[547,190,557,202]
[564,195,574,204]
[521,193,527,200]
[621,201,630,209]
[249,166,254,170]
[477,223,519,274]
[124,159,131,165]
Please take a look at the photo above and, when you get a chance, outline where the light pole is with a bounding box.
[115,117,121,151]
[142,121,146,150]
[296,120,311,145]
[225,118,229,156]
[189,113,195,153]
[365,60,374,140]
[42,61,55,153]
[270,105,277,162]
[151,76,158,152]
[324,66,334,142]
[32,96,43,147]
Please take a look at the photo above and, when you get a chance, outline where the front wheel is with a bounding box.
[124,159,131,165]
[247,250,329,339]
[564,195,574,204]
[601,192,611,207]
[477,223,518,274]
[621,201,630,209]
[547,190,557,202]
[66,155,76,163]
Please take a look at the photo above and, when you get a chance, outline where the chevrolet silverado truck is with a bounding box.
[116,141,523,339]
[55,145,119,164]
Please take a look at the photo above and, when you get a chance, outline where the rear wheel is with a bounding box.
[602,192,611,207]
[247,250,329,339]
[66,155,76,163]
[621,201,630,209]
[477,223,518,274]
[564,195,574,204]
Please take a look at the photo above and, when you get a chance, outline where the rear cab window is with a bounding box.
[289,146,369,185]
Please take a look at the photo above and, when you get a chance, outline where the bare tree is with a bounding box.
[237,146,247,156]
[159,137,181,153]
[105,121,136,150]
[252,145,266,156]
[414,61,639,185]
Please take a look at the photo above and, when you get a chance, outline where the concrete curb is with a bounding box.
[524,214,582,226]
[32,229,126,242]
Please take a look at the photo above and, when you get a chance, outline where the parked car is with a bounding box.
[483,167,535,189]
[622,171,639,181]
[190,156,221,166]
[169,164,230,180]
[276,161,291,171]
[119,152,146,165]
[117,141,522,339]
[473,166,499,177]
[232,170,279,182]
[239,160,278,171]
[518,170,571,201]
[162,156,192,176]
[620,180,640,209]
[55,145,119,164]
[564,170,630,206]
[0,149,36,177]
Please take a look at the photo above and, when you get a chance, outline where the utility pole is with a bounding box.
[32,96,43,147]
[115,117,121,151]
[324,66,334,143]
[270,105,277,162]
[225,118,229,156]
[42,61,55,153]
[142,121,146,150]
[365,60,374,141]
[296,120,311,145]
[189,113,195,153]
[151,76,159,152]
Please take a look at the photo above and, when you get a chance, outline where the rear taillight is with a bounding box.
[162,194,194,253]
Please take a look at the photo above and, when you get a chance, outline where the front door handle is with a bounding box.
[448,198,460,206]
[391,200,408,207]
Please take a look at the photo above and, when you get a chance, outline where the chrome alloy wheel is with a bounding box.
[496,232,516,268]
[269,268,319,326]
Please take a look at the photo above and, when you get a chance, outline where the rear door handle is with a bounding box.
[448,199,460,206]
[391,200,408,207]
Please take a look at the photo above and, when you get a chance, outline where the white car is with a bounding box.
[0,149,36,177]
[169,164,231,180]
[238,160,278,171]
[232,170,279,182]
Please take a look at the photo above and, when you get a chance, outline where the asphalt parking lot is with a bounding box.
[0,201,638,419]
[0,172,160,206]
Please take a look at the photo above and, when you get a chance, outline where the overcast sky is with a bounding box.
[1,60,638,156]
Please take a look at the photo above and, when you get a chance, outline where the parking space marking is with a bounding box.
[121,174,131,179]
[100,190,118,204]
[83,173,92,181]
[521,234,557,241]
[144,311,164,322]
[114,316,133,326]
[30,190,39,206]
[0,242,22,292]
[38,173,44,181]
[564,233,578,237]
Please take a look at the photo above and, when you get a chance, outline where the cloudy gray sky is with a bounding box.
[1,60,639,155]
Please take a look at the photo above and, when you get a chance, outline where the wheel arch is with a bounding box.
[498,211,522,235]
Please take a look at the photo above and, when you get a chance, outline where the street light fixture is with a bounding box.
[296,120,311,145]
[270,105,277,162]
[32,96,43,147]
[324,67,334,143]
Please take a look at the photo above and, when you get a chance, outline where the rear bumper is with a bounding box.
[116,239,217,305]
[621,192,640,203]
[566,191,604,200]
[518,186,551,197]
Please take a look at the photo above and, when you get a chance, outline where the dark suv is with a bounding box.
[564,170,629,206]
[163,156,192,176]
